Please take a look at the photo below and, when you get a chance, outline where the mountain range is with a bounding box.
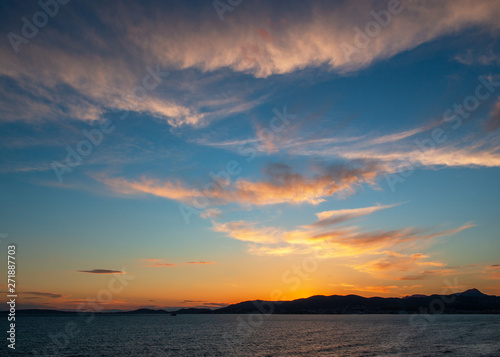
[7,289,500,315]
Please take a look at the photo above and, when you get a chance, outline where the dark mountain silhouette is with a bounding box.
[4,289,499,315]
[118,308,170,314]
[458,288,488,297]
[212,289,500,314]
[403,294,427,299]
[6,309,75,315]
[174,308,212,314]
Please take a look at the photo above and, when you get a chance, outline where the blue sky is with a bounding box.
[0,0,500,310]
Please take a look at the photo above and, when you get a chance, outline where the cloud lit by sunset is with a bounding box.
[1,0,499,314]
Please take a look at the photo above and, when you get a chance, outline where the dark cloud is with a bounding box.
[77,269,125,274]
[182,300,205,304]
[24,291,63,298]
[202,302,229,307]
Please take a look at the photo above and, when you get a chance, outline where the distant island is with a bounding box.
[5,289,500,315]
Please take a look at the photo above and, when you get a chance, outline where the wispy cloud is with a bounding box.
[454,49,500,66]
[23,291,65,298]
[151,263,177,267]
[212,207,473,282]
[482,264,500,279]
[2,0,500,127]
[330,283,422,295]
[143,259,214,267]
[305,203,401,228]
[118,0,500,77]
[484,97,500,132]
[352,252,452,280]
[99,161,381,207]
[211,204,473,259]
[200,208,222,219]
[143,259,177,268]
[283,126,500,170]
[213,220,282,244]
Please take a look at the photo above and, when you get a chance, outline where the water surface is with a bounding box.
[5,314,500,356]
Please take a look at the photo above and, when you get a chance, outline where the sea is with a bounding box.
[2,314,500,356]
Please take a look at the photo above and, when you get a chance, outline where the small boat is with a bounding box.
[170,312,177,316]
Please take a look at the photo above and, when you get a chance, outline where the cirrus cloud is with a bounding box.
[98,161,381,207]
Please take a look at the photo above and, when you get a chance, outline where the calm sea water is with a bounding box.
[3,314,500,356]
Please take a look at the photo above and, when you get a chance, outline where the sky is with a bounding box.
[0,0,499,311]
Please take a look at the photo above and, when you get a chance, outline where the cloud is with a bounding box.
[213,220,283,244]
[484,97,500,132]
[182,300,205,304]
[367,127,430,145]
[143,259,213,267]
[200,117,500,182]
[102,177,201,201]
[151,263,177,267]
[77,269,125,274]
[285,127,500,170]
[338,143,500,169]
[100,161,381,207]
[211,202,473,259]
[143,259,177,267]
[336,284,398,294]
[202,302,228,308]
[247,244,302,256]
[0,33,250,127]
[118,0,500,77]
[0,163,52,174]
[331,283,423,295]
[200,208,222,219]
[181,300,228,308]
[396,270,458,281]
[352,252,452,280]
[23,291,64,298]
[454,49,500,66]
[311,225,473,255]
[482,264,500,279]
[2,0,500,126]
[306,203,401,228]
[226,162,380,205]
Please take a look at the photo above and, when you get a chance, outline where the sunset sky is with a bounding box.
[1,0,500,311]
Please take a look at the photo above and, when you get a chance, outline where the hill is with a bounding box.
[213,289,500,314]
[3,289,499,315]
